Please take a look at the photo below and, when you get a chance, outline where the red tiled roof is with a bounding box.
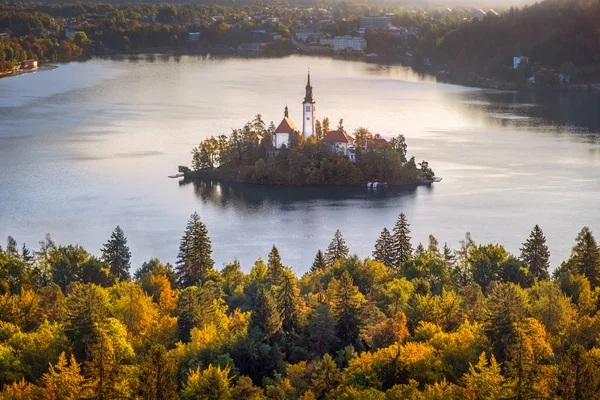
[372,138,388,145]
[322,130,354,143]
[274,117,298,134]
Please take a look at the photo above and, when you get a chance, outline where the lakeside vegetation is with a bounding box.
[2,214,600,398]
[1,0,599,87]
[182,115,434,186]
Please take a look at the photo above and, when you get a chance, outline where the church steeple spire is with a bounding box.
[303,69,314,104]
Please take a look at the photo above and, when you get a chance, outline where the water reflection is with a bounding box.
[181,180,421,211]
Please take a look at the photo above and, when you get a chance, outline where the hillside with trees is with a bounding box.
[435,0,600,87]
[2,215,600,398]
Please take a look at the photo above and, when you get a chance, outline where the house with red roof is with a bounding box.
[321,130,356,161]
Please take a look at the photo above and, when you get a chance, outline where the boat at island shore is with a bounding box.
[421,176,443,184]
[168,173,185,178]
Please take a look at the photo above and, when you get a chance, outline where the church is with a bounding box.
[272,72,356,162]
[273,71,316,149]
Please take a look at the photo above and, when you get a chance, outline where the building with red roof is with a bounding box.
[321,130,356,161]
[273,105,299,148]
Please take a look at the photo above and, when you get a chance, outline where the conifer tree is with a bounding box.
[520,225,550,280]
[101,226,131,281]
[322,117,330,134]
[39,352,89,399]
[315,120,323,141]
[276,268,301,334]
[252,288,282,339]
[443,243,456,266]
[569,226,600,287]
[138,344,178,400]
[267,245,284,286]
[182,365,232,400]
[176,213,214,288]
[330,271,362,319]
[392,213,413,267]
[311,250,327,272]
[428,235,440,255]
[373,228,394,267]
[325,230,349,265]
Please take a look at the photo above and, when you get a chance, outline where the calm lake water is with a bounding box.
[1,55,600,272]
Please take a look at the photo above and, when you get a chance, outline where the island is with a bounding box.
[179,72,437,187]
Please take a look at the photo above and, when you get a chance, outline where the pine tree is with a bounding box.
[101,226,131,281]
[569,227,600,287]
[520,225,550,280]
[311,250,327,272]
[392,213,413,267]
[39,352,90,399]
[276,268,301,334]
[322,117,330,134]
[315,120,323,141]
[325,230,349,265]
[176,213,214,288]
[267,245,284,286]
[373,228,394,267]
[330,271,362,319]
[252,288,282,339]
[428,235,440,255]
[138,344,178,400]
[182,365,232,400]
[443,243,456,266]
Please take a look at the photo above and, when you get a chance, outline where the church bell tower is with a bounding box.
[302,71,316,139]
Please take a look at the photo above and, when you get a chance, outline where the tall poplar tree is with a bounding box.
[392,213,413,267]
[569,227,600,287]
[101,226,131,281]
[520,225,550,280]
[311,250,327,272]
[373,227,394,267]
[325,230,349,265]
[176,213,214,288]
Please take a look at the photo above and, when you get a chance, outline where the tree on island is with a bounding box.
[311,250,327,272]
[353,127,372,148]
[520,225,550,280]
[315,120,323,141]
[176,212,214,288]
[101,226,131,281]
[337,119,345,131]
[325,230,350,265]
[389,134,408,158]
[392,213,413,267]
[322,117,331,134]
[373,227,394,267]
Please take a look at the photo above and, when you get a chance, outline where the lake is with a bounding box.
[1,54,600,272]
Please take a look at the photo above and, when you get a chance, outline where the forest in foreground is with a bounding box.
[1,214,600,399]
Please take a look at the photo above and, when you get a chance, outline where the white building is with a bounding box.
[302,72,315,139]
[321,130,355,162]
[273,106,297,149]
[333,36,366,52]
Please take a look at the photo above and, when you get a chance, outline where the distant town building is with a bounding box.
[188,32,201,41]
[0,32,9,40]
[360,16,392,30]
[514,56,529,70]
[333,36,366,52]
[65,27,78,39]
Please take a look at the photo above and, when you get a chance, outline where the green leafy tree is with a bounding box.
[520,225,550,280]
[322,117,331,134]
[373,227,394,267]
[392,213,413,268]
[176,213,214,288]
[101,226,131,281]
[182,365,232,400]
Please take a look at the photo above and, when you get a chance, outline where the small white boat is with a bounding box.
[168,173,184,178]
